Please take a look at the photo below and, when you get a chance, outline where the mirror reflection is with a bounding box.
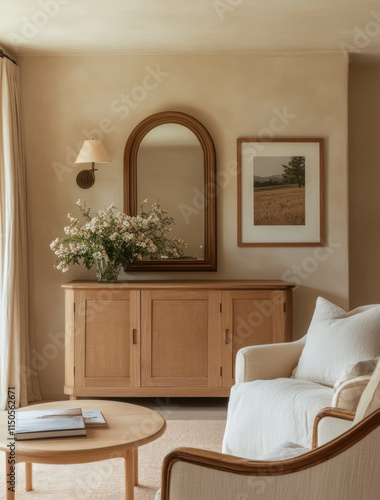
[137,123,204,260]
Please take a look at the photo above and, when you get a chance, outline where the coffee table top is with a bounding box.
[0,400,166,458]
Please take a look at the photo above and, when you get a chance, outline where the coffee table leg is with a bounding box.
[124,448,134,500]
[134,448,138,486]
[25,463,33,491]
[5,453,15,500]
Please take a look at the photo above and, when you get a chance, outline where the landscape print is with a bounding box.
[253,156,305,226]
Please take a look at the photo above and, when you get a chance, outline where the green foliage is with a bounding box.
[282,156,305,188]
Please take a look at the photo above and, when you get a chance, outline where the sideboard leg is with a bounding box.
[69,396,79,401]
[25,463,33,491]
[5,453,15,500]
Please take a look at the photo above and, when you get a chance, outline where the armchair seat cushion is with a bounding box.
[222,378,333,459]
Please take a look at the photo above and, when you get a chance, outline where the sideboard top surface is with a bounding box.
[62,280,295,290]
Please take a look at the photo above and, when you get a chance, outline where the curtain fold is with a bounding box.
[0,57,41,409]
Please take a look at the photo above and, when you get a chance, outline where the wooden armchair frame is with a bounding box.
[311,407,355,449]
[160,408,380,500]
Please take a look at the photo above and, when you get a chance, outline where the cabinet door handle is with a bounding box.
[132,329,138,345]
[225,329,230,344]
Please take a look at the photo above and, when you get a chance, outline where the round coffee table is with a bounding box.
[0,400,166,500]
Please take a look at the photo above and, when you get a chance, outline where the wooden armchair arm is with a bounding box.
[312,407,355,449]
[161,409,380,500]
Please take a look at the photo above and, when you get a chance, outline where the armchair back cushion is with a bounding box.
[354,359,380,424]
[294,298,380,387]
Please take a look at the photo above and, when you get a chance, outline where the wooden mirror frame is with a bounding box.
[124,111,217,271]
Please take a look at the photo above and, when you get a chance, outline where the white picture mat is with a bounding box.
[241,142,321,244]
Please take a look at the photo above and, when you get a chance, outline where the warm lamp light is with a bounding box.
[75,139,111,189]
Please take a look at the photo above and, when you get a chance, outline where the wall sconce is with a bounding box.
[75,139,111,189]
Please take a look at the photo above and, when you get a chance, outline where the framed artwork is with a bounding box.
[237,138,324,247]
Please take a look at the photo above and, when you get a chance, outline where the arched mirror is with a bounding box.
[124,111,217,271]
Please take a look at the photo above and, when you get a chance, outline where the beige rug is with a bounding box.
[1,420,226,499]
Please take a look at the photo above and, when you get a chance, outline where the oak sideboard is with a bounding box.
[62,280,295,399]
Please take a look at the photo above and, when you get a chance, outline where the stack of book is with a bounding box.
[15,408,107,441]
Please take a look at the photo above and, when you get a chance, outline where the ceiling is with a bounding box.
[1,0,380,57]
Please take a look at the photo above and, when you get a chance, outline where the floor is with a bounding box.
[1,419,226,500]
[36,397,229,420]
[117,397,229,420]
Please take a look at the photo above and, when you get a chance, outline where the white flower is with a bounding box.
[50,238,59,250]
[51,200,188,274]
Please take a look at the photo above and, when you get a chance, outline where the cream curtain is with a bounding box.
[0,56,41,410]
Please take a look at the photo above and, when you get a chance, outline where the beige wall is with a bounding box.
[19,53,349,399]
[349,60,380,308]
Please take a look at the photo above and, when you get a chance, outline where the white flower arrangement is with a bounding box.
[51,200,187,280]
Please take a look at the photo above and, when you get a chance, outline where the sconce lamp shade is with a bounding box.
[75,139,111,164]
[74,139,111,189]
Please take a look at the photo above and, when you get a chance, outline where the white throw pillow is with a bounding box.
[294,297,380,387]
[332,375,371,411]
[257,441,309,461]
[331,357,379,411]
[335,357,380,386]
[354,359,380,424]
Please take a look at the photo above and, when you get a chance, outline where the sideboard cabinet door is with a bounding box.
[221,290,292,387]
[74,290,140,389]
[141,290,222,389]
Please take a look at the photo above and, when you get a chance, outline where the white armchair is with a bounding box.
[223,337,335,458]
[159,360,380,500]
[159,408,380,500]
[223,298,380,458]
